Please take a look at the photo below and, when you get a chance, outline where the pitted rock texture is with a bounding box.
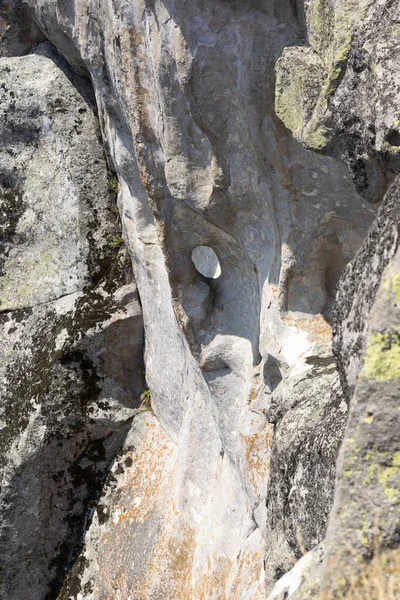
[0,0,44,57]
[0,48,144,600]
[266,543,323,600]
[274,0,400,596]
[264,352,346,589]
[334,177,400,401]
[275,0,400,202]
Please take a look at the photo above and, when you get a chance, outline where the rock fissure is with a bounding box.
[0,1,399,599]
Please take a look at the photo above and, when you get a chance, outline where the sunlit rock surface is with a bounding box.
[0,0,398,598]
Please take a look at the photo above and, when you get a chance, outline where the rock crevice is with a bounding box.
[0,0,398,598]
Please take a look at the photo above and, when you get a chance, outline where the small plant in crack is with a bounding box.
[109,235,123,248]
[108,176,119,194]
[140,389,153,412]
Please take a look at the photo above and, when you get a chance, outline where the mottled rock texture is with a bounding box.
[266,543,323,600]
[0,0,399,598]
[0,45,144,600]
[275,0,400,597]
[276,0,400,202]
[322,178,400,594]
[19,1,374,597]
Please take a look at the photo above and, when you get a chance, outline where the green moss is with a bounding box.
[275,48,329,149]
[363,462,377,486]
[343,467,355,479]
[286,0,372,152]
[364,448,386,462]
[343,443,361,480]
[275,59,305,139]
[307,0,335,60]
[392,452,400,467]
[303,121,330,150]
[324,66,342,97]
[362,448,400,501]
[363,330,400,381]
[107,176,119,194]
[361,533,369,547]
[377,466,399,502]
[109,235,123,248]
[323,24,353,97]
[140,389,153,412]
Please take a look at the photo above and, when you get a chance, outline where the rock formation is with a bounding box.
[0,0,398,598]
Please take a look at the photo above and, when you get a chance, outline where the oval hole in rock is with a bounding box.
[191,246,221,279]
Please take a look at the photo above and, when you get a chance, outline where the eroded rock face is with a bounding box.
[0,47,144,599]
[13,1,375,597]
[264,353,346,588]
[274,0,400,596]
[266,543,323,600]
[1,0,399,597]
[0,0,44,57]
[322,176,400,594]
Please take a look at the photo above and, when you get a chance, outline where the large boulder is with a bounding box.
[323,176,400,594]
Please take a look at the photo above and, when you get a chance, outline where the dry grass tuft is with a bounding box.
[321,547,400,600]
[294,529,400,600]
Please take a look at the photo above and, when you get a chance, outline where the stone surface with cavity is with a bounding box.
[0,0,398,598]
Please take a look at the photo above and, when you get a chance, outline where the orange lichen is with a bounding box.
[79,413,268,599]
[283,313,332,343]
[196,556,233,600]
[0,16,7,39]
[229,547,265,599]
[134,523,197,600]
[241,419,273,492]
[249,377,261,402]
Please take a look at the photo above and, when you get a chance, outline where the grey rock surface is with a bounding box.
[0,0,398,598]
[322,176,400,593]
[334,177,400,402]
[275,0,400,595]
[0,0,44,57]
[275,0,400,202]
[266,543,323,600]
[0,49,144,600]
[19,1,373,597]
[264,352,347,589]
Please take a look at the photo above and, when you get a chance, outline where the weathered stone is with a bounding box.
[322,177,400,594]
[264,351,347,589]
[0,0,44,57]
[266,543,323,600]
[275,0,400,202]
[0,48,144,600]
[16,1,375,597]
[274,0,400,593]
[1,0,399,597]
[334,176,400,401]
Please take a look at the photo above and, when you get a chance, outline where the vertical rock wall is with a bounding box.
[270,0,400,597]
[0,39,144,600]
